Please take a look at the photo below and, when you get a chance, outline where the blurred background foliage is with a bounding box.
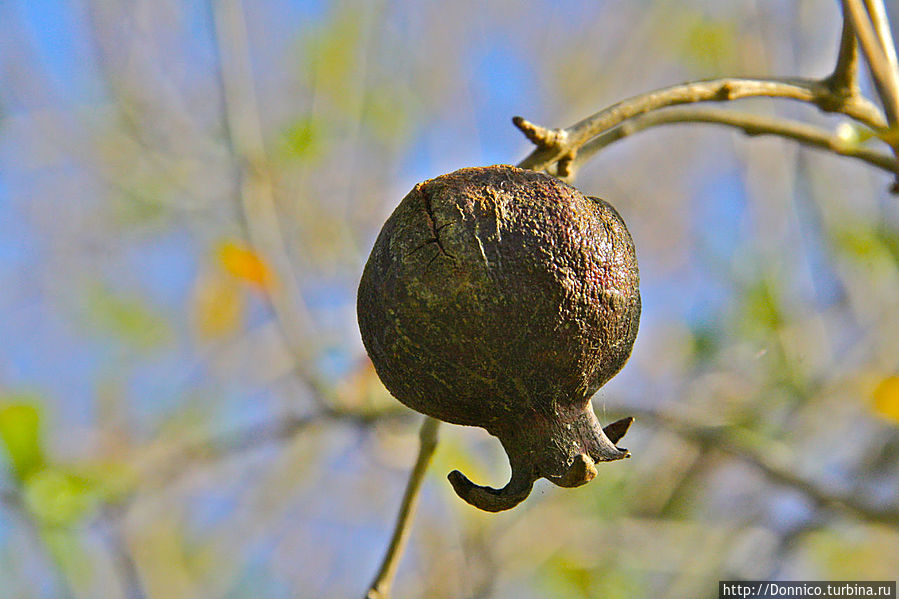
[0,0,898,598]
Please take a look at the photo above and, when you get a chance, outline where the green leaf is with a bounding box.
[540,554,644,599]
[833,226,878,258]
[302,8,363,111]
[741,276,784,331]
[84,460,138,504]
[806,528,899,579]
[689,324,721,366]
[24,469,97,526]
[0,399,45,480]
[878,224,899,265]
[362,85,415,145]
[676,12,738,73]
[112,192,168,227]
[83,283,171,351]
[279,116,327,161]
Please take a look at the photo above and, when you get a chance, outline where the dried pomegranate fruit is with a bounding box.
[357,165,640,511]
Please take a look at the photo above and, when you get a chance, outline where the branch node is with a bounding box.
[715,82,737,101]
[556,151,577,178]
[815,89,849,114]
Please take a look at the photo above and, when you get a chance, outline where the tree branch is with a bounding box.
[210,0,333,405]
[631,409,899,528]
[366,417,440,599]
[842,0,899,125]
[114,405,410,511]
[95,509,146,599]
[864,0,899,73]
[566,106,897,180]
[0,489,80,598]
[827,6,861,96]
[517,76,887,173]
[194,406,408,459]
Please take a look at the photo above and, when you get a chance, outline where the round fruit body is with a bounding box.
[357,165,640,511]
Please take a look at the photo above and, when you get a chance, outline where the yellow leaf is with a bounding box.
[216,240,273,289]
[191,272,245,340]
[872,375,899,423]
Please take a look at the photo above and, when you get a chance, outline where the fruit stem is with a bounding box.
[366,416,440,599]
[447,409,633,512]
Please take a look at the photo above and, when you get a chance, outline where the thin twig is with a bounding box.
[827,6,860,95]
[567,106,897,179]
[366,417,440,599]
[843,0,899,125]
[0,490,79,598]
[210,0,332,405]
[110,406,410,515]
[193,406,408,459]
[95,508,146,599]
[517,76,887,172]
[864,0,899,78]
[632,409,899,527]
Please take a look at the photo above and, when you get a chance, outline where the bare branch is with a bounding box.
[0,489,80,597]
[366,417,440,599]
[95,513,146,599]
[512,116,568,149]
[195,406,408,459]
[632,409,899,528]
[567,107,897,180]
[517,76,886,172]
[842,0,899,125]
[827,8,860,95]
[210,0,333,404]
[864,0,899,75]
[121,405,410,508]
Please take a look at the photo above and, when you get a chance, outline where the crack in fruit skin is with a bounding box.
[421,188,456,262]
[357,165,641,512]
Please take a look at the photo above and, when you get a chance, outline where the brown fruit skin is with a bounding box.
[357,165,640,511]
